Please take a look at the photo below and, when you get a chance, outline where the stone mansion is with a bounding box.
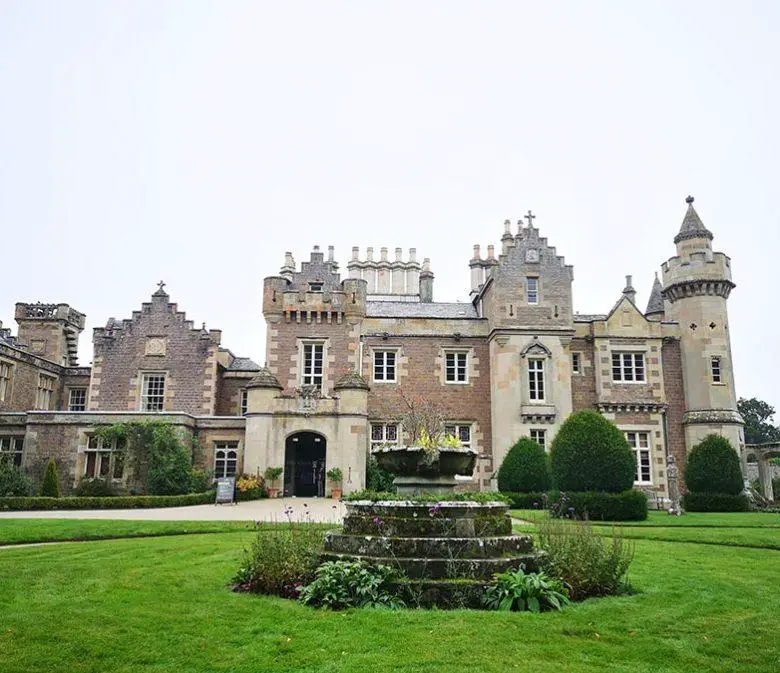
[0,198,744,498]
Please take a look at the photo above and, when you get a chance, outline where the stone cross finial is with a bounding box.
[157,280,166,292]
[524,210,536,227]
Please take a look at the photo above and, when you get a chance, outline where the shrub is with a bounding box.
[498,438,551,493]
[147,438,191,496]
[366,456,395,492]
[235,474,266,501]
[483,568,569,612]
[264,467,283,489]
[550,410,636,493]
[344,490,509,504]
[549,490,648,521]
[40,459,61,498]
[188,469,213,494]
[74,477,117,497]
[326,467,343,485]
[299,561,404,610]
[0,461,30,497]
[501,492,549,509]
[685,434,743,495]
[0,491,216,510]
[233,525,324,597]
[683,492,750,512]
[537,517,635,601]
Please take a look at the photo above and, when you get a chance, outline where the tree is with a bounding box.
[497,438,551,493]
[40,458,61,497]
[0,460,30,497]
[549,410,636,493]
[684,434,743,495]
[737,397,780,445]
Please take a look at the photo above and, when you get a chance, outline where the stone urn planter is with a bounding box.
[372,445,478,496]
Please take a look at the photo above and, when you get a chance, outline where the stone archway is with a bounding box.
[284,432,326,497]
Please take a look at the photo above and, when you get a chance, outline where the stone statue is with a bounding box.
[667,454,682,516]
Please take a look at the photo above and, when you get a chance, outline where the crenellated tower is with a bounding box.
[661,197,744,463]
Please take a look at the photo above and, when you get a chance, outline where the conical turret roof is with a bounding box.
[645,273,665,315]
[333,369,370,390]
[674,196,713,244]
[246,367,283,389]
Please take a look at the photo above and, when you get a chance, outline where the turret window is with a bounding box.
[526,278,539,305]
[711,357,722,383]
[240,389,248,416]
[302,343,324,387]
[528,359,545,401]
[611,352,645,383]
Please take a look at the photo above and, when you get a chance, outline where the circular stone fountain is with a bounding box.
[323,499,545,608]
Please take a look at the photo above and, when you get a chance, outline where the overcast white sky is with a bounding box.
[1,1,778,412]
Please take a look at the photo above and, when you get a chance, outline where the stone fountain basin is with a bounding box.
[371,445,478,477]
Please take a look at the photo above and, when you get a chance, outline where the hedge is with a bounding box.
[549,410,636,493]
[682,492,750,512]
[500,492,549,509]
[236,487,267,502]
[549,490,648,521]
[497,438,551,493]
[0,491,216,511]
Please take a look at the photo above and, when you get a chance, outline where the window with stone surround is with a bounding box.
[0,361,11,402]
[528,359,545,401]
[444,351,468,383]
[444,424,472,448]
[68,388,87,412]
[526,277,539,305]
[370,423,399,450]
[85,435,124,479]
[240,389,248,416]
[373,350,397,382]
[711,356,722,383]
[530,428,546,450]
[626,431,652,484]
[571,352,581,375]
[214,442,239,477]
[309,282,323,292]
[140,373,166,412]
[611,352,645,383]
[0,436,23,467]
[301,343,324,387]
[35,373,56,410]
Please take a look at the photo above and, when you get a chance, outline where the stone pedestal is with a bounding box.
[393,475,458,496]
[323,500,546,608]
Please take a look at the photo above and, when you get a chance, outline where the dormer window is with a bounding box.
[309,282,323,292]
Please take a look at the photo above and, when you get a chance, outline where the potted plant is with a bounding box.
[327,467,343,500]
[264,466,283,498]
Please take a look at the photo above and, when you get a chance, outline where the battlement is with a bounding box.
[662,249,733,288]
[14,302,85,366]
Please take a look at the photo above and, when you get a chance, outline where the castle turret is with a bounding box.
[645,272,665,321]
[661,196,743,464]
[15,302,85,366]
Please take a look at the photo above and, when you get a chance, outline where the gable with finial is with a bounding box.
[520,336,552,358]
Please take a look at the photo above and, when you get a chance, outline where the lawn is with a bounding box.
[0,518,778,672]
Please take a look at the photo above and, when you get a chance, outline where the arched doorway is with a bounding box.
[284,432,326,497]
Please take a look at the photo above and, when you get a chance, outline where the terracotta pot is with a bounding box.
[267,488,279,499]
[331,488,343,500]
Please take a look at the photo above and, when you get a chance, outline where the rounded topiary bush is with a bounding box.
[498,437,551,493]
[550,410,636,493]
[684,434,743,495]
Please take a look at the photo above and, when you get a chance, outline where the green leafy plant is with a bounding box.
[0,460,30,497]
[298,561,404,610]
[366,456,395,492]
[326,467,343,485]
[549,410,636,493]
[264,467,283,486]
[233,524,324,598]
[40,459,61,498]
[74,477,117,497]
[537,517,634,601]
[188,469,212,494]
[483,568,569,612]
[685,434,743,496]
[498,437,551,493]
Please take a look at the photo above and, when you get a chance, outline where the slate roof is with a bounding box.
[334,369,370,390]
[246,367,283,389]
[228,357,261,371]
[573,314,607,322]
[674,197,713,244]
[365,301,480,319]
[645,274,665,315]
